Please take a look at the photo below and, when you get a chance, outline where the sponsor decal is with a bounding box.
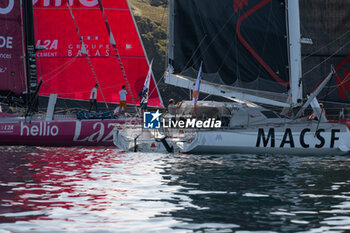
[0,36,13,60]
[35,37,112,58]
[0,0,14,15]
[36,40,58,57]
[73,121,114,142]
[35,38,114,58]
[68,40,110,57]
[0,36,13,49]
[20,122,59,136]
[36,40,58,50]
[17,121,114,143]
[0,124,14,134]
[256,128,340,148]
[33,0,98,7]
[0,53,11,59]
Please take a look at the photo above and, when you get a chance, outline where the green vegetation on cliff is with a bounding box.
[129,0,168,79]
[129,0,185,104]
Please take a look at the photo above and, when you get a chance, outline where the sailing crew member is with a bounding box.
[89,83,99,112]
[308,103,326,120]
[119,85,128,113]
[139,88,149,113]
[168,99,183,116]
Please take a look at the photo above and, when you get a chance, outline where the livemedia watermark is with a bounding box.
[143,110,222,129]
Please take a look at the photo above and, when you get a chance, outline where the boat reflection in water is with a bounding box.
[1,148,350,232]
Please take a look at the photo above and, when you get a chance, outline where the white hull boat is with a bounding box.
[115,0,350,156]
[143,0,350,156]
[182,122,350,155]
[113,121,350,155]
[113,101,350,155]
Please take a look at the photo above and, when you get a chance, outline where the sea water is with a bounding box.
[1,146,350,232]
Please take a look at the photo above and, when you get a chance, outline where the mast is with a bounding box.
[23,0,39,109]
[167,0,175,73]
[287,0,302,107]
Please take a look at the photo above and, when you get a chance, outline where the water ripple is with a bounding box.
[1,147,350,232]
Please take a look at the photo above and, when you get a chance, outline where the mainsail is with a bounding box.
[299,0,350,105]
[33,0,163,107]
[168,0,289,95]
[167,0,350,113]
[0,0,27,95]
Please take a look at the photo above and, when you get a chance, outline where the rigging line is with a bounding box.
[234,12,240,81]
[237,0,288,87]
[152,71,191,101]
[302,39,350,78]
[202,94,212,101]
[193,13,236,70]
[41,56,77,76]
[337,72,350,87]
[146,72,168,108]
[316,78,332,133]
[181,35,207,73]
[216,35,235,75]
[42,82,134,95]
[96,0,137,110]
[39,88,90,95]
[213,6,243,78]
[257,2,273,79]
[36,56,43,82]
[302,29,350,61]
[194,3,210,66]
[205,4,235,50]
[41,58,77,82]
[40,81,126,96]
[178,0,233,72]
[316,72,350,99]
[323,71,350,89]
[148,72,165,98]
[67,3,109,111]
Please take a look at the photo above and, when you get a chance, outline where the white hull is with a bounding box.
[113,126,184,153]
[183,122,350,155]
[114,121,350,155]
[112,101,350,155]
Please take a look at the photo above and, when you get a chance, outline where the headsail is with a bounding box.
[0,0,27,95]
[33,0,163,107]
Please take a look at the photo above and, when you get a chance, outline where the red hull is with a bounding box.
[0,118,129,146]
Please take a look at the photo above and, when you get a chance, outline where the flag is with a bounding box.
[141,59,153,103]
[192,62,202,114]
